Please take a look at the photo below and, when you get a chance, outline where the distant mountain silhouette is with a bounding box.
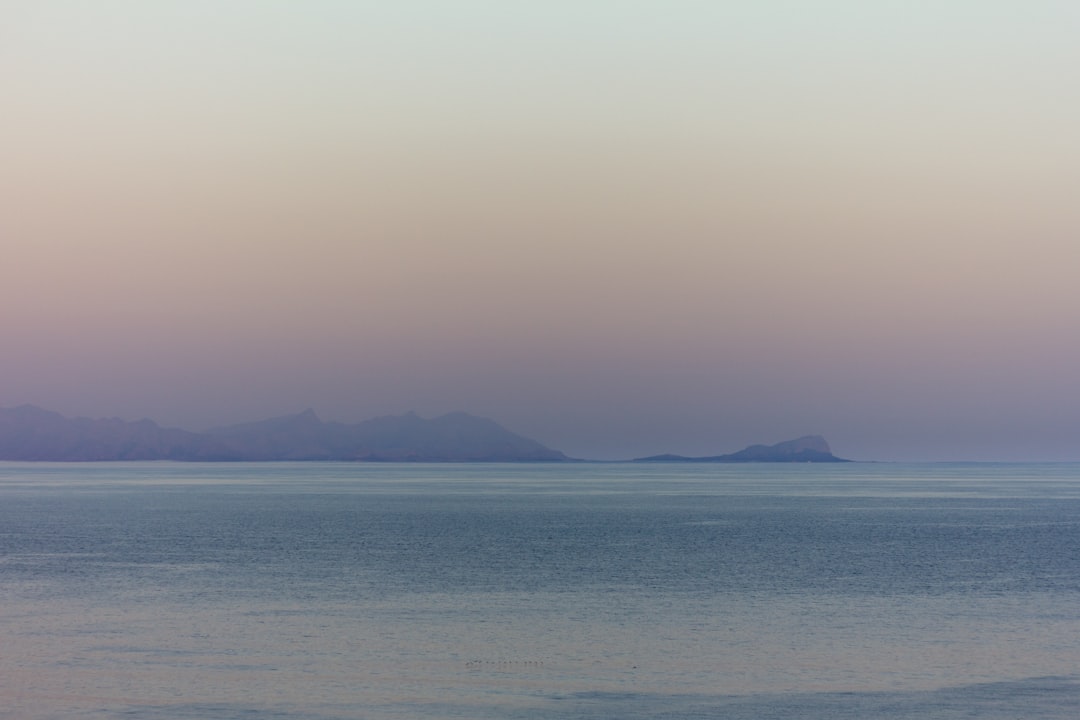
[0,405,568,462]
[0,405,849,463]
[0,404,231,461]
[206,409,569,461]
[634,435,848,463]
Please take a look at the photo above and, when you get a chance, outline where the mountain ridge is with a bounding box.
[0,405,569,462]
[0,405,847,463]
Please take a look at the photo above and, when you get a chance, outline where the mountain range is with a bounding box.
[0,405,848,462]
[0,405,568,462]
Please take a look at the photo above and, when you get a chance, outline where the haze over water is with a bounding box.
[5,3,1080,461]
[3,462,1080,719]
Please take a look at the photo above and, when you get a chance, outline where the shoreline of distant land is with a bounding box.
[0,404,849,463]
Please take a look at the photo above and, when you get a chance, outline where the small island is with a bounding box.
[633,435,848,463]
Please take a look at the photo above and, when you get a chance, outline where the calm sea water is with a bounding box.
[2,462,1079,719]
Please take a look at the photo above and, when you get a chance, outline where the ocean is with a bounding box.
[2,461,1079,719]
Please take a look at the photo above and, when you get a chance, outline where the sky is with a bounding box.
[4,1,1080,461]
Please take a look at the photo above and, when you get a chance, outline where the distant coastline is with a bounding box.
[633,435,848,463]
[0,404,848,463]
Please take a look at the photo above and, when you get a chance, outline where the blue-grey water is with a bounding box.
[2,462,1079,719]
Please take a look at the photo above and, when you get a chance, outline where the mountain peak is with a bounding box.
[759,435,832,456]
[296,408,321,423]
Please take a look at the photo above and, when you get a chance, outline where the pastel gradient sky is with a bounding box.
[4,1,1080,460]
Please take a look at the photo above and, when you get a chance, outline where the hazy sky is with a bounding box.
[4,1,1080,460]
